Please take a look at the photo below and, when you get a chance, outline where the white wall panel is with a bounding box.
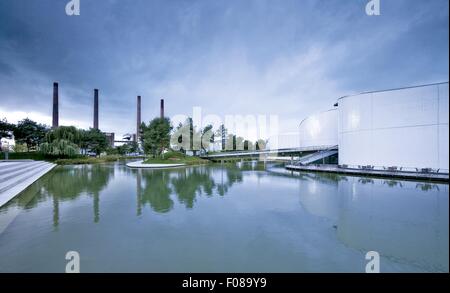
[372,86,438,129]
[339,131,373,166]
[370,126,439,169]
[439,83,449,124]
[339,93,373,133]
[338,82,449,171]
[299,109,338,148]
[439,124,449,170]
[266,132,300,149]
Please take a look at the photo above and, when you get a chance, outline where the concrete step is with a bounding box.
[0,163,54,194]
[0,161,49,183]
[0,162,56,207]
[0,161,44,176]
[0,161,31,171]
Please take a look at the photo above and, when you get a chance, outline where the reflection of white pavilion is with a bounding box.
[297,173,341,222]
[298,175,449,272]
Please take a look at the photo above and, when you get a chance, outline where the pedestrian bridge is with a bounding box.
[201,145,338,160]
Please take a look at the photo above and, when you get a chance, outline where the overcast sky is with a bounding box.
[0,0,448,139]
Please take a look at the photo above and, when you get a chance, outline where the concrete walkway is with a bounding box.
[0,160,56,207]
[285,164,449,182]
[126,160,186,169]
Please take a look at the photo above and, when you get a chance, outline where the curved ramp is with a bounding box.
[294,147,338,166]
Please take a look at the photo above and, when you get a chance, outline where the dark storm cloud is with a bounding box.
[0,0,448,135]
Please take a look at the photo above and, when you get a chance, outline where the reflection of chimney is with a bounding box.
[137,170,142,216]
[52,82,59,129]
[160,98,164,119]
[137,96,141,141]
[94,89,99,129]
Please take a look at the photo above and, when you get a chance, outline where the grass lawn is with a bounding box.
[143,151,210,165]
[55,155,145,165]
[2,153,144,165]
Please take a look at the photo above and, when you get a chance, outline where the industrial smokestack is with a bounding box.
[94,89,99,130]
[137,95,141,141]
[160,98,164,119]
[52,82,59,129]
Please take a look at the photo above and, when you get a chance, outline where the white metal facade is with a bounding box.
[299,109,338,149]
[338,82,449,172]
[266,132,300,150]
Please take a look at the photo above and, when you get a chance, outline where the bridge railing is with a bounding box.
[202,145,338,158]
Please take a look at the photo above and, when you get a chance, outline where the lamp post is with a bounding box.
[2,141,9,160]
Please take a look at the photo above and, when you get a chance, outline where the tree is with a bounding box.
[255,139,267,150]
[200,124,214,153]
[0,118,15,151]
[184,117,201,154]
[215,124,227,151]
[114,145,128,155]
[40,139,79,157]
[141,117,172,158]
[235,136,244,151]
[129,141,139,154]
[170,118,201,155]
[244,140,254,151]
[45,126,81,145]
[225,134,235,151]
[12,143,27,153]
[15,118,49,151]
[106,146,119,155]
[40,126,81,157]
[114,141,138,156]
[0,118,15,139]
[81,128,109,156]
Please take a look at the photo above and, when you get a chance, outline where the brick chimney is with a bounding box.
[94,89,99,129]
[52,82,59,129]
[160,98,164,119]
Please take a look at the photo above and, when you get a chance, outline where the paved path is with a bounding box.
[126,160,186,169]
[0,160,56,207]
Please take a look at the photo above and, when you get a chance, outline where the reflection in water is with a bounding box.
[383,180,403,188]
[337,178,448,272]
[3,162,250,220]
[7,165,114,227]
[135,163,245,214]
[139,170,173,213]
[416,183,440,191]
[296,172,448,272]
[47,165,114,226]
[359,178,374,185]
[171,167,215,209]
[0,161,447,272]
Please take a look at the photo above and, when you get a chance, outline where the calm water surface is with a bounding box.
[0,162,448,272]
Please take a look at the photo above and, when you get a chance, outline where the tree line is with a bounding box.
[1,118,110,157]
[140,116,267,158]
[1,116,268,159]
